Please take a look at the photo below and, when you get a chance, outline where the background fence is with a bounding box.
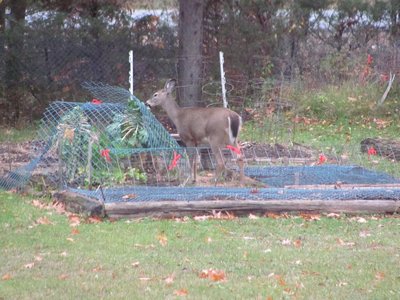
[1,4,400,125]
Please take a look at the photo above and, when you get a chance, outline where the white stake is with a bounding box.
[129,50,134,95]
[219,51,227,108]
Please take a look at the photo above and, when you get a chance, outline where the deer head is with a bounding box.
[146,79,176,108]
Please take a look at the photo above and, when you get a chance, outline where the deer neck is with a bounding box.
[161,96,182,125]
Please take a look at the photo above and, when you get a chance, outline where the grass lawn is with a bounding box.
[0,126,38,143]
[1,82,400,299]
[1,191,399,299]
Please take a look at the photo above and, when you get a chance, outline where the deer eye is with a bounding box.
[153,93,158,97]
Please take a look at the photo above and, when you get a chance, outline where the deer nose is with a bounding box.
[145,100,152,108]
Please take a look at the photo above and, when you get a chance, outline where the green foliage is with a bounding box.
[291,82,387,121]
[105,101,148,149]
[56,107,94,182]
[54,103,149,187]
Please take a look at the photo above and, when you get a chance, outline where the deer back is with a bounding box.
[176,107,241,147]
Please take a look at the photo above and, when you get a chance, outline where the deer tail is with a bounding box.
[228,113,242,144]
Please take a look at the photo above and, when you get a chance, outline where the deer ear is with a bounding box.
[165,79,176,92]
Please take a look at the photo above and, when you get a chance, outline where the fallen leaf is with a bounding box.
[36,216,53,225]
[32,199,45,209]
[373,118,391,129]
[375,271,385,280]
[282,239,292,246]
[248,213,259,219]
[87,216,102,224]
[24,262,35,269]
[205,237,212,243]
[58,274,69,280]
[60,251,68,257]
[122,194,137,200]
[133,243,155,249]
[194,215,210,221]
[265,212,281,219]
[2,274,12,280]
[336,238,355,247]
[66,237,74,242]
[300,213,320,221]
[139,277,151,281]
[52,201,66,214]
[326,213,341,218]
[293,239,302,248]
[68,215,81,227]
[92,266,103,272]
[173,289,188,296]
[157,232,168,247]
[199,270,209,279]
[131,261,140,268]
[71,228,80,235]
[199,269,226,282]
[165,273,175,285]
[348,96,357,102]
[34,255,43,262]
[359,230,371,238]
[212,210,235,220]
[337,281,348,287]
[275,274,286,286]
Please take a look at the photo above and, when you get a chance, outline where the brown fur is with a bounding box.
[147,79,243,182]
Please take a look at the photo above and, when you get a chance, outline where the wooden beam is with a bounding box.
[105,199,400,219]
[284,183,400,190]
[53,190,105,217]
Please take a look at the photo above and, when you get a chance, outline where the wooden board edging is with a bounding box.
[105,199,400,219]
[53,190,105,217]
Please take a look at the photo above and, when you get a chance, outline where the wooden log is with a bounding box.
[284,183,400,190]
[53,190,105,217]
[105,199,400,219]
[361,137,400,161]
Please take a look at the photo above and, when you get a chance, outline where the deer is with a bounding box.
[146,79,244,183]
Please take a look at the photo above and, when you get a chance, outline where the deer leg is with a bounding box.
[185,143,198,183]
[233,141,245,185]
[211,145,226,182]
[192,149,198,183]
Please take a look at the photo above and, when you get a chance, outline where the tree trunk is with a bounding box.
[0,1,6,124]
[5,0,27,126]
[389,0,400,42]
[177,0,204,107]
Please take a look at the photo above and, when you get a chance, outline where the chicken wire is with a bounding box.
[1,83,400,204]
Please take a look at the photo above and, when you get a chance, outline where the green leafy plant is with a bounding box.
[105,100,148,149]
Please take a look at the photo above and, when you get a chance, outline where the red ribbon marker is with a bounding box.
[168,151,181,171]
[226,145,241,155]
[317,154,327,165]
[367,146,377,157]
[100,149,111,161]
[91,99,103,105]
[367,54,373,65]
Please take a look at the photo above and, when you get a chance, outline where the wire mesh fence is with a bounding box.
[1,82,400,204]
